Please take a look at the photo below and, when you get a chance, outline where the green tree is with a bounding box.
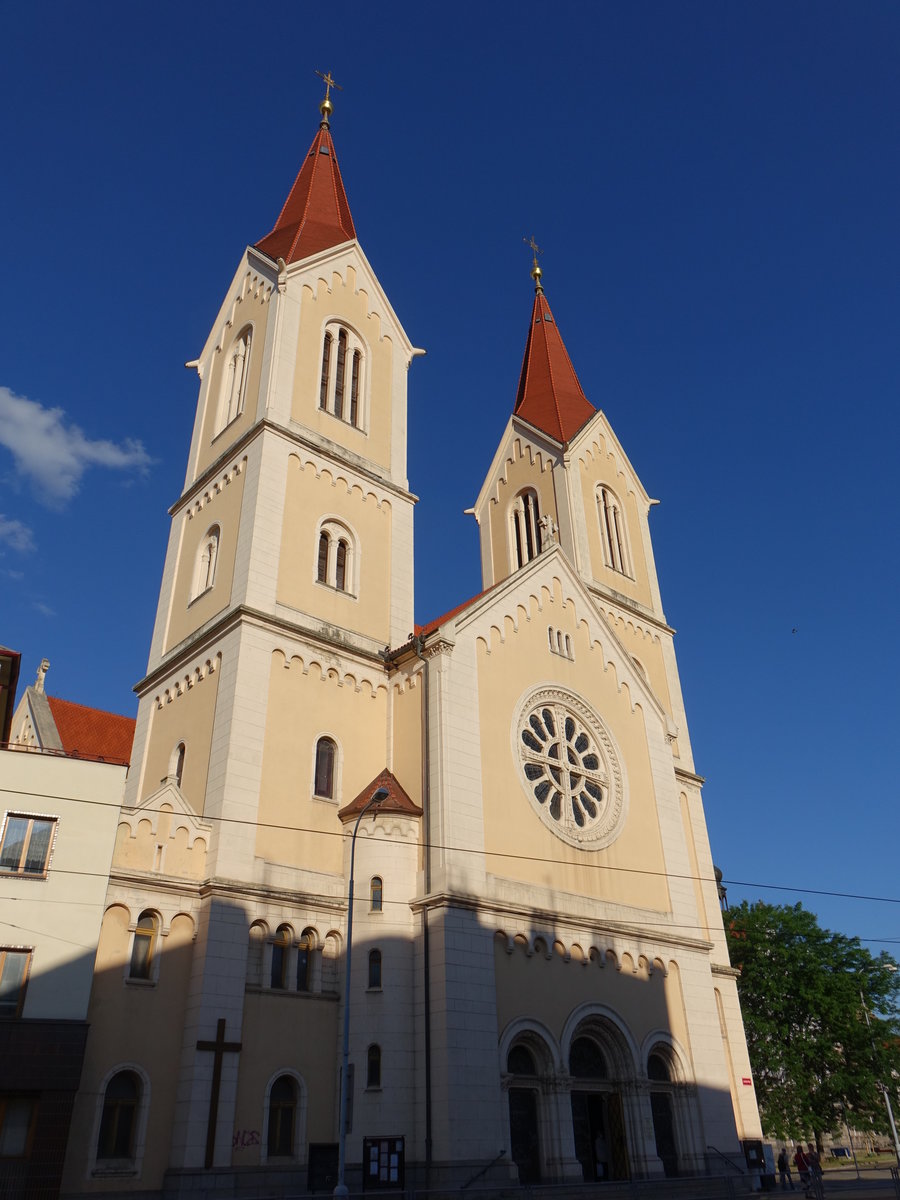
[725,901,900,1141]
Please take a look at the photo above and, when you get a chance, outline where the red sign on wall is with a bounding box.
[742,1077,752,1086]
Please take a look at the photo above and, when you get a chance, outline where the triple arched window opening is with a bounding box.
[319,323,365,429]
[511,489,542,570]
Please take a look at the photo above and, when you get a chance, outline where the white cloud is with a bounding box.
[0,514,34,552]
[33,601,56,618]
[0,386,153,506]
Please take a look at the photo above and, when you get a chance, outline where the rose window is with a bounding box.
[515,690,625,848]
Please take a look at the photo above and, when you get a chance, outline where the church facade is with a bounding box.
[60,90,761,1196]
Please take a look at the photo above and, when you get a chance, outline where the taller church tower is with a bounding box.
[64,88,761,1198]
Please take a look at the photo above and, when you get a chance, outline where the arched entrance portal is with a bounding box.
[568,1033,630,1181]
[507,1044,542,1183]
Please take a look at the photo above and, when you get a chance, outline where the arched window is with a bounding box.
[508,1044,537,1076]
[512,489,542,569]
[296,930,312,992]
[569,1036,608,1078]
[97,1070,140,1162]
[129,912,158,981]
[647,1048,680,1177]
[314,737,337,800]
[597,486,631,576]
[247,922,266,987]
[314,521,356,594]
[318,324,365,428]
[218,326,252,431]
[271,925,291,990]
[370,876,383,913]
[192,525,220,599]
[366,1044,381,1089]
[267,1075,297,1159]
[368,948,382,989]
[172,743,185,788]
[319,332,333,410]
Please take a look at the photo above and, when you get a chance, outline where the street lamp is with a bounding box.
[334,785,389,1198]
[860,986,900,1169]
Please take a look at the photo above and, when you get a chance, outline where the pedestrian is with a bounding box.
[807,1144,823,1194]
[794,1145,811,1197]
[778,1146,795,1190]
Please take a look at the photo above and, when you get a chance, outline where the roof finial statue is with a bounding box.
[315,69,343,128]
[524,235,544,293]
[35,658,50,694]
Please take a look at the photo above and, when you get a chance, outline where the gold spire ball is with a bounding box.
[315,68,342,127]
[525,235,544,293]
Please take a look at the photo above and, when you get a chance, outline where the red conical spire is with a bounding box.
[255,89,356,265]
[513,261,595,444]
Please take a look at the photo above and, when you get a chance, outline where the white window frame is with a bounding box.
[190,525,220,601]
[0,812,58,879]
[88,1063,151,1180]
[314,520,359,597]
[126,910,162,987]
[311,733,342,804]
[261,1069,307,1164]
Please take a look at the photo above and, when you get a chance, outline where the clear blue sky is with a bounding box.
[2,3,898,954]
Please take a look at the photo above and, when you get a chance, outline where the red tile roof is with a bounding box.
[46,696,135,766]
[513,289,595,444]
[338,768,422,822]
[412,584,499,640]
[255,119,356,265]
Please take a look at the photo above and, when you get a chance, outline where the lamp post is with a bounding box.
[860,988,900,1169]
[334,785,389,1198]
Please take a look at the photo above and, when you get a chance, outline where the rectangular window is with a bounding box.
[0,1095,36,1158]
[0,949,32,1018]
[0,815,56,877]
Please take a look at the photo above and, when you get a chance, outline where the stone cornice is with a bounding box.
[674,766,706,786]
[410,890,713,954]
[711,962,740,979]
[108,870,346,913]
[588,581,674,636]
[169,418,417,518]
[134,604,388,696]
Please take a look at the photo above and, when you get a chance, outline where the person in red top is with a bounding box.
[793,1146,811,1197]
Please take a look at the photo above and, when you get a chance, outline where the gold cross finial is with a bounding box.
[315,69,343,102]
[315,70,343,126]
[524,235,544,292]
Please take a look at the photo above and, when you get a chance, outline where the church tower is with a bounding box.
[63,87,761,1198]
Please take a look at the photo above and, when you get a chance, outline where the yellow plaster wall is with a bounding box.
[113,807,208,880]
[578,445,653,609]
[486,441,557,583]
[64,906,195,1190]
[256,651,388,872]
[195,288,270,478]
[477,585,669,912]
[137,657,222,812]
[277,454,392,640]
[603,611,673,718]
[232,992,339,1164]
[293,269,394,470]
[494,937,682,1062]
[166,465,247,651]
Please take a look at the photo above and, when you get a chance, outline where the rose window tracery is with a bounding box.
[515,689,626,848]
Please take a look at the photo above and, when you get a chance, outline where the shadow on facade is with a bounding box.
[1,898,753,1200]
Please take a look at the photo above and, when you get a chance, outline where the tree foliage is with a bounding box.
[726,901,900,1141]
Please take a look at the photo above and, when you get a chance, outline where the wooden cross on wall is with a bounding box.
[196,1018,242,1169]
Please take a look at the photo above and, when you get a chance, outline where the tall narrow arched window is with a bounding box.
[314,737,337,800]
[97,1071,140,1162]
[271,925,291,990]
[218,327,252,431]
[173,743,185,788]
[319,332,333,410]
[349,350,361,425]
[191,525,220,600]
[512,489,542,569]
[267,1075,297,1158]
[296,930,312,992]
[247,922,266,987]
[335,539,348,591]
[317,531,330,583]
[370,876,383,913]
[597,486,631,576]
[368,948,382,989]
[129,911,158,981]
[366,1044,381,1088]
[334,329,348,417]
